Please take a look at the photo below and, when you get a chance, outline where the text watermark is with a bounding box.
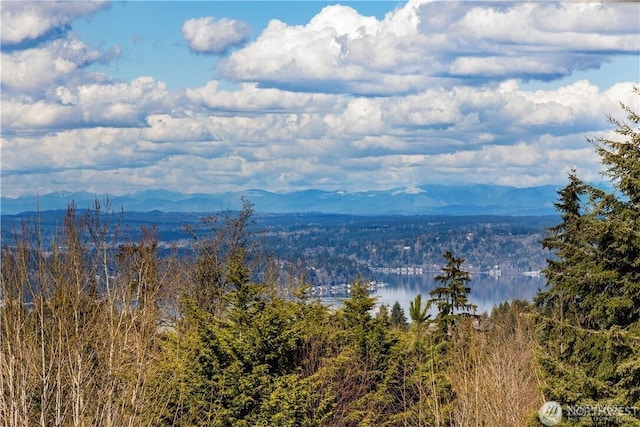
[539,401,640,425]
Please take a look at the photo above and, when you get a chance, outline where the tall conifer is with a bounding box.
[535,88,640,418]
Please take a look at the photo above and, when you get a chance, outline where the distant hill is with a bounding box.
[0,184,564,216]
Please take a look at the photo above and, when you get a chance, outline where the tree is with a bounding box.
[390,301,408,329]
[592,91,640,208]
[376,303,391,329]
[312,279,401,427]
[535,88,640,419]
[409,294,430,327]
[340,278,377,336]
[537,89,640,330]
[536,172,593,325]
[188,199,256,316]
[0,201,169,427]
[429,251,476,334]
[587,89,640,328]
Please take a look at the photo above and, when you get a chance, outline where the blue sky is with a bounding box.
[1,1,639,197]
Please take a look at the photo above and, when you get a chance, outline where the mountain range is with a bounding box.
[0,185,564,216]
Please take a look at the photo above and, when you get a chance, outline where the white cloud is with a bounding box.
[1,2,121,110]
[1,127,145,173]
[185,81,344,113]
[182,16,251,54]
[72,76,172,120]
[1,36,117,96]
[3,78,636,196]
[141,115,217,143]
[381,90,461,128]
[220,3,429,94]
[325,98,385,136]
[528,2,640,35]
[1,1,108,45]
[221,1,638,95]
[2,77,172,130]
[2,1,638,198]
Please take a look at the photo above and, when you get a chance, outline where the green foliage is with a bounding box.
[592,90,640,207]
[390,301,408,329]
[155,205,319,426]
[311,278,426,427]
[157,290,317,426]
[376,304,391,329]
[535,88,640,424]
[409,294,430,326]
[257,374,315,427]
[429,251,477,334]
[340,278,377,332]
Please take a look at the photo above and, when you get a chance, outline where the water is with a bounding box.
[319,272,547,315]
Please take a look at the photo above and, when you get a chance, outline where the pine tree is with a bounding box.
[587,89,640,328]
[429,251,477,334]
[340,278,377,336]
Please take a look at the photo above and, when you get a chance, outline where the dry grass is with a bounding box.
[447,311,544,426]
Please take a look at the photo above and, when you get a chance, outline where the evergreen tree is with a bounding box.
[593,92,640,208]
[409,294,430,327]
[313,279,399,426]
[587,91,640,328]
[376,303,391,329]
[390,301,408,329]
[536,172,593,325]
[535,88,640,420]
[429,251,477,334]
[537,89,640,330]
[340,278,377,336]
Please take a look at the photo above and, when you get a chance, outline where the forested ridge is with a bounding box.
[1,210,556,288]
[1,90,639,426]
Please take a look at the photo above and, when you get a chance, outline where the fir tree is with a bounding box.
[390,301,408,329]
[536,172,593,325]
[429,251,477,334]
[535,88,640,420]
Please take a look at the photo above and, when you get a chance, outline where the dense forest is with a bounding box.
[1,90,638,426]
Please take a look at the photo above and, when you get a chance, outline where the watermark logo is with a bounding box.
[539,401,562,426]
[565,404,639,422]
[538,401,640,425]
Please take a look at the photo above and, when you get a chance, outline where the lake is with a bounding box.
[319,272,547,316]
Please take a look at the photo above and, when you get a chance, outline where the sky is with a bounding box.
[1,0,639,198]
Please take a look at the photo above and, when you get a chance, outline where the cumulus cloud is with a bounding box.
[221,1,639,95]
[3,76,635,196]
[2,1,638,197]
[220,4,428,94]
[1,2,122,116]
[2,77,173,131]
[1,36,119,96]
[182,16,251,54]
[1,127,148,175]
[141,115,217,143]
[1,1,108,46]
[185,81,344,114]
